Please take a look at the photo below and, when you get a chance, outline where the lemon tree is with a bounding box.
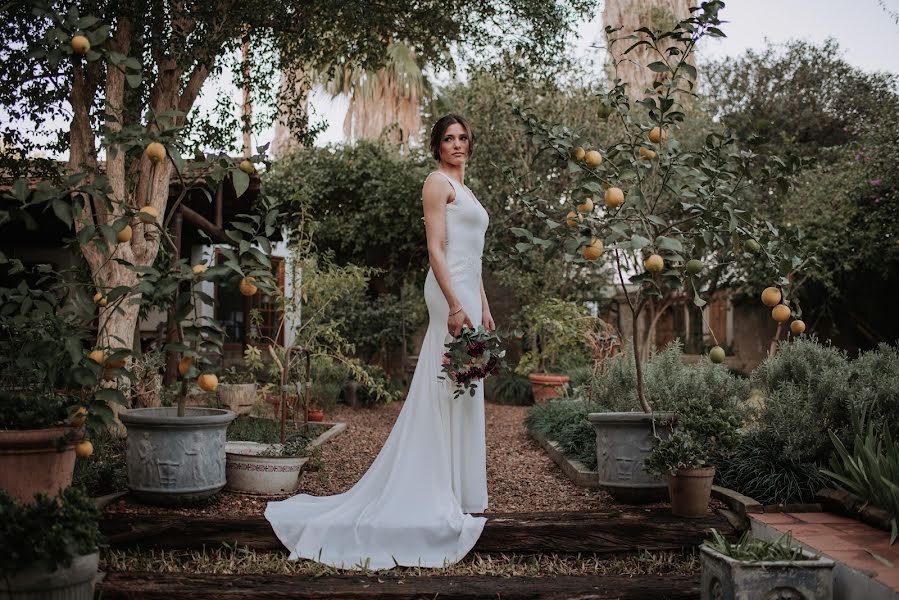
[512,1,807,412]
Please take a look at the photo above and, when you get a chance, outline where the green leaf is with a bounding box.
[647,61,670,73]
[509,228,533,240]
[630,234,651,249]
[50,199,73,226]
[232,169,250,198]
[655,236,684,252]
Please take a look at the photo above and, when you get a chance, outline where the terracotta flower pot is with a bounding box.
[0,426,81,502]
[306,409,324,422]
[527,372,569,403]
[667,465,716,517]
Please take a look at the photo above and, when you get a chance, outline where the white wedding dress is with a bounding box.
[265,170,490,570]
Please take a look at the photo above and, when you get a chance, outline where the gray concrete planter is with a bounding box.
[587,411,675,503]
[224,441,309,495]
[120,407,236,506]
[0,551,98,600]
[700,544,834,600]
[218,383,257,415]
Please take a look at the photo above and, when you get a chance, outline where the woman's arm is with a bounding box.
[480,276,495,331]
[422,174,473,336]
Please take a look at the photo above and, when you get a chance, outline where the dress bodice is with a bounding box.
[430,171,489,280]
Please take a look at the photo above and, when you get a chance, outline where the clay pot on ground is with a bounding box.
[0,426,81,502]
[527,373,570,403]
[306,408,324,422]
[667,465,716,517]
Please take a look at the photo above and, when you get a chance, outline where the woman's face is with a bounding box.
[439,123,470,166]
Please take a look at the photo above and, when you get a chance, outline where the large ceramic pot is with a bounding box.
[224,441,309,495]
[527,373,570,403]
[0,426,80,502]
[120,407,236,506]
[587,411,675,503]
[700,544,834,600]
[0,551,98,600]
[218,383,257,415]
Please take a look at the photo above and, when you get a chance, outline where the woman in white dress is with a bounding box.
[265,114,493,571]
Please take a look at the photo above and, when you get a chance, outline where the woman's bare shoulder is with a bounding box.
[422,171,454,203]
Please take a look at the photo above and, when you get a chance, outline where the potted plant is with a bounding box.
[512,4,802,501]
[644,392,740,516]
[514,297,596,403]
[0,285,114,502]
[701,529,834,600]
[224,416,321,496]
[217,360,259,416]
[0,486,102,599]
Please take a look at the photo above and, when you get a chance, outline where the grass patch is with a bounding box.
[102,547,699,577]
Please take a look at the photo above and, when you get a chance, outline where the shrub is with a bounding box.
[0,486,101,575]
[590,342,750,415]
[752,338,853,464]
[525,398,605,469]
[72,429,127,497]
[715,429,831,505]
[485,369,534,405]
[850,343,899,431]
[822,406,899,544]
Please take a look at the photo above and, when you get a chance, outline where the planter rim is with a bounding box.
[673,466,716,477]
[120,406,235,427]
[700,543,835,567]
[1,550,99,587]
[527,372,570,383]
[0,425,81,448]
[225,441,309,460]
[587,411,676,423]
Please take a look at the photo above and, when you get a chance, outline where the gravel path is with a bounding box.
[105,400,616,517]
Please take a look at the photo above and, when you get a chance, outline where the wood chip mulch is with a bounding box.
[104,400,619,517]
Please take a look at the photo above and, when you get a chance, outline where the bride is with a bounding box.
[265,114,493,570]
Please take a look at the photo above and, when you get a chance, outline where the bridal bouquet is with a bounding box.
[440,325,506,398]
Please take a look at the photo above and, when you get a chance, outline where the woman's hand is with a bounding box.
[482,309,496,332]
[448,307,474,337]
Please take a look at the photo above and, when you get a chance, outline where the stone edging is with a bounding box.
[308,421,346,449]
[527,428,601,489]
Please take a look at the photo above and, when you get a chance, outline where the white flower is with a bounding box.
[444,334,455,345]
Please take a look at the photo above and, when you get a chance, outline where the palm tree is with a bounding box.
[603,0,694,96]
[270,63,311,160]
[317,41,430,150]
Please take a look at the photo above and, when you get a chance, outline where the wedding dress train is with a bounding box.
[265,170,491,570]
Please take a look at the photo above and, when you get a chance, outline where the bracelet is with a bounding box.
[449,306,463,317]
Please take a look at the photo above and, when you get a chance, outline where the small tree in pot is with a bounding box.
[514,297,598,403]
[512,2,804,502]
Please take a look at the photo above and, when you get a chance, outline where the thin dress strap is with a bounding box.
[430,171,464,205]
